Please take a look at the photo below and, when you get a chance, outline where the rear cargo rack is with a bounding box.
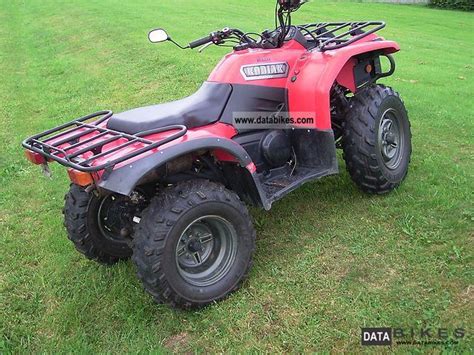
[298,21,385,51]
[22,110,187,172]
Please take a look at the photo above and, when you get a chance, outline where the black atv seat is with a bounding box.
[107,82,232,134]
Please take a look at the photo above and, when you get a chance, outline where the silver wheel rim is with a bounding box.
[378,108,405,170]
[175,215,238,287]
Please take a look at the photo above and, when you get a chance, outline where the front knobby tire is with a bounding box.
[342,84,412,194]
[132,180,256,309]
[63,185,133,265]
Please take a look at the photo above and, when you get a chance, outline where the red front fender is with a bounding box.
[288,40,400,129]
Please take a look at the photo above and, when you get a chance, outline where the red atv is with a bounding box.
[23,0,411,309]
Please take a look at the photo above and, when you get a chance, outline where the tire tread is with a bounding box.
[132,180,256,309]
[342,84,412,194]
[63,185,129,265]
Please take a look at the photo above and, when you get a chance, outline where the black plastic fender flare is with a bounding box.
[98,137,255,196]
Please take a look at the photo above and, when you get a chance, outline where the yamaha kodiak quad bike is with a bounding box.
[22,0,412,309]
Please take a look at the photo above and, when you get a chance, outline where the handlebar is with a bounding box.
[188,28,247,50]
[156,2,305,52]
[189,35,213,49]
[187,27,277,51]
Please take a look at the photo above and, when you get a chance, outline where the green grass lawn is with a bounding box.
[1,0,473,352]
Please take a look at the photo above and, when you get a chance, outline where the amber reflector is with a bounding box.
[67,169,94,186]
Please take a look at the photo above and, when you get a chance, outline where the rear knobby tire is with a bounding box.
[342,84,412,194]
[132,180,256,309]
[63,185,132,265]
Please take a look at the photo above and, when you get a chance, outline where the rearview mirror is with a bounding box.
[148,29,169,43]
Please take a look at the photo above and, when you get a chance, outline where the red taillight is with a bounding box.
[24,150,46,165]
[67,169,94,186]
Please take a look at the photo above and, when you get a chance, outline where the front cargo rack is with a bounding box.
[22,110,187,172]
[298,21,385,51]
